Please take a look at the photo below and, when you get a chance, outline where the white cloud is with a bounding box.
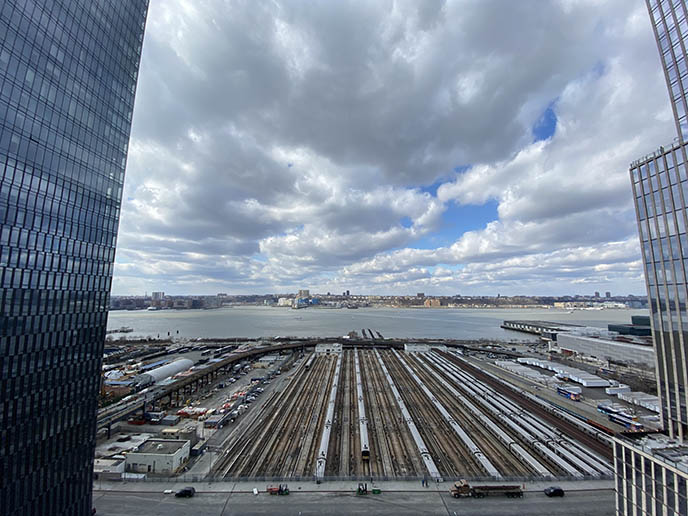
[113,0,671,295]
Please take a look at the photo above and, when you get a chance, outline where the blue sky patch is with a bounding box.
[411,199,499,249]
[532,100,558,142]
[400,216,413,228]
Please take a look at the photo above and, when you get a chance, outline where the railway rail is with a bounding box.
[437,349,614,462]
[205,349,612,481]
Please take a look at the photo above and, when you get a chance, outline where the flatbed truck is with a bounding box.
[450,479,523,498]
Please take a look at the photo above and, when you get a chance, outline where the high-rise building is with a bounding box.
[618,1,688,515]
[633,0,688,442]
[0,1,148,515]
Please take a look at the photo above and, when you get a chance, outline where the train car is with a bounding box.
[557,386,581,401]
[597,403,635,419]
[584,418,616,437]
[608,413,644,431]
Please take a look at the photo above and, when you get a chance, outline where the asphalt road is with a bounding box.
[93,488,615,516]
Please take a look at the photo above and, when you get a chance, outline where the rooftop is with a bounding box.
[133,439,188,455]
[621,434,688,475]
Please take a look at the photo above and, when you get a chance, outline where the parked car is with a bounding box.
[544,486,565,497]
[175,487,196,498]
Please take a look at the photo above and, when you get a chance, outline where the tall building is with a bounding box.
[0,1,148,515]
[618,1,688,515]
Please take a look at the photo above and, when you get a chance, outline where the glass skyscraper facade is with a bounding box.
[618,1,688,515]
[0,1,148,514]
[630,141,688,439]
[635,0,688,442]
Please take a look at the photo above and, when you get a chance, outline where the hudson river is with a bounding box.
[107,306,648,341]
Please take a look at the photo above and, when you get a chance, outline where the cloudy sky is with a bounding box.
[112,0,676,297]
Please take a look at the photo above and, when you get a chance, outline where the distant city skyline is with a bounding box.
[110,290,646,299]
[112,0,672,297]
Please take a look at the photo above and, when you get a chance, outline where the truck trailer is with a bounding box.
[450,479,523,499]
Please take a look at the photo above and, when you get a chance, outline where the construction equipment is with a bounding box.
[266,484,290,495]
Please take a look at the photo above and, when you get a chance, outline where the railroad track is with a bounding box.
[278,356,333,476]
[381,351,481,478]
[407,353,533,477]
[360,350,394,476]
[357,350,382,477]
[364,350,423,476]
[325,351,346,476]
[212,355,310,476]
[250,356,327,476]
[298,356,336,476]
[214,352,321,477]
[430,351,611,477]
[437,350,613,462]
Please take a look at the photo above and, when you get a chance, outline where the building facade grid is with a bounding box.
[631,142,688,438]
[615,439,688,515]
[649,0,688,141]
[0,0,148,514]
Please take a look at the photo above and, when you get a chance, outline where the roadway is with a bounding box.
[93,486,615,516]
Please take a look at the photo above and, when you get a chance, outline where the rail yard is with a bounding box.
[210,348,614,481]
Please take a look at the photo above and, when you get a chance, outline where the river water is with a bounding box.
[106,306,648,342]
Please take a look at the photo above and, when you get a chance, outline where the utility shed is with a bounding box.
[124,439,190,475]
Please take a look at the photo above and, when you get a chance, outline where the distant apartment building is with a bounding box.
[152,291,165,301]
[0,1,149,514]
[619,1,688,515]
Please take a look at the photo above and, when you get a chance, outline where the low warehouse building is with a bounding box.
[124,439,190,475]
[94,458,125,480]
